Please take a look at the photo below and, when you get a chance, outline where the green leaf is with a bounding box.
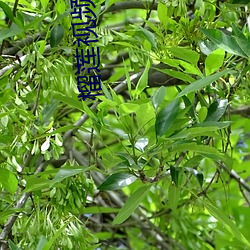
[199,39,218,55]
[176,69,231,98]
[170,126,220,139]
[205,49,225,75]
[0,1,14,21]
[205,99,228,122]
[155,99,179,137]
[25,12,52,30]
[168,47,200,65]
[168,182,180,210]
[194,121,231,129]
[0,209,23,223]
[50,24,64,47]
[157,1,168,24]
[101,82,112,100]
[24,177,51,192]
[34,125,79,140]
[112,185,151,224]
[41,101,59,125]
[156,67,195,83]
[36,236,48,250]
[234,36,250,58]
[203,201,250,248]
[53,92,86,113]
[232,0,250,4]
[98,172,137,191]
[179,92,196,119]
[0,25,23,42]
[151,86,166,111]
[198,106,208,122]
[80,206,120,214]
[170,143,229,165]
[137,27,157,49]
[51,167,86,186]
[170,166,181,186]
[0,168,18,194]
[41,0,49,9]
[105,0,117,9]
[134,59,151,98]
[179,61,203,76]
[183,155,203,168]
[8,241,22,250]
[42,223,69,250]
[185,167,204,187]
[119,103,140,115]
[200,28,247,58]
[231,24,246,40]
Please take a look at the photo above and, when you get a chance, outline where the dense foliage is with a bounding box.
[1,0,250,249]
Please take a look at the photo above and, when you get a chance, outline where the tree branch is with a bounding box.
[219,163,250,193]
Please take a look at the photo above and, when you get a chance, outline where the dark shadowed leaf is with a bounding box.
[200,28,247,58]
[232,0,250,4]
[185,167,204,187]
[170,166,181,186]
[155,99,179,137]
[50,24,64,47]
[0,1,14,21]
[205,99,228,122]
[98,172,137,190]
[151,86,166,111]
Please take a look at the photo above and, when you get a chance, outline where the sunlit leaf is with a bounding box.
[168,47,200,65]
[205,49,225,75]
[0,168,18,194]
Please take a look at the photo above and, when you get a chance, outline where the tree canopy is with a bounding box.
[0,0,250,249]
